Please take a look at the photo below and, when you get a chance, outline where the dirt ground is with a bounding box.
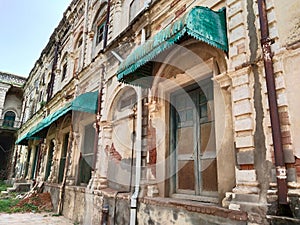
[0,212,73,225]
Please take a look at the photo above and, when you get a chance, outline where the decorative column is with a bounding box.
[113,0,122,38]
[145,96,161,197]
[0,83,11,118]
[93,123,112,190]
[66,131,79,186]
[36,143,46,182]
[48,139,58,183]
[27,145,37,179]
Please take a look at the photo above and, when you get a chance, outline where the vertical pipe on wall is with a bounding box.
[257,0,288,205]
[130,86,142,225]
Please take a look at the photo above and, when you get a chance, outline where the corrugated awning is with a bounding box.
[16,91,98,145]
[117,6,228,86]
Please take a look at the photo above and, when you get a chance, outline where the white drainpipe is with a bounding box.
[130,86,142,225]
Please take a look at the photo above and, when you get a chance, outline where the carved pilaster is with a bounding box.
[66,131,79,185]
[48,139,58,183]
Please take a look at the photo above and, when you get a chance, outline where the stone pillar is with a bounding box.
[225,1,268,223]
[66,131,79,186]
[0,83,11,118]
[146,98,161,197]
[27,145,37,179]
[36,143,46,182]
[93,123,112,190]
[48,139,58,183]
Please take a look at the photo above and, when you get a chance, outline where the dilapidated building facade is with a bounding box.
[13,0,300,224]
[0,72,26,180]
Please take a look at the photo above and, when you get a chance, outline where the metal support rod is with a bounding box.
[257,0,288,205]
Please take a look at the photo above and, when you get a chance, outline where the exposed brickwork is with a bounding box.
[240,164,254,170]
[170,0,180,8]
[105,143,122,162]
[142,197,248,221]
[281,130,292,145]
[175,4,186,18]
[279,111,290,125]
[147,121,157,176]
[295,158,300,178]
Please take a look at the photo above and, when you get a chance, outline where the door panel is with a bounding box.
[171,82,217,197]
[178,160,195,190]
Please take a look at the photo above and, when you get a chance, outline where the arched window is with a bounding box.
[3,111,16,127]
[129,0,149,22]
[73,33,83,75]
[92,6,107,49]
[60,53,68,81]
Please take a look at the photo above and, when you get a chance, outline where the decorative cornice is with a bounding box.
[0,72,26,87]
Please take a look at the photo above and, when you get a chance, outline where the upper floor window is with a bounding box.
[96,22,105,45]
[92,5,107,49]
[3,111,16,127]
[77,37,83,48]
[73,33,83,75]
[60,53,68,81]
[61,63,67,81]
[129,0,150,22]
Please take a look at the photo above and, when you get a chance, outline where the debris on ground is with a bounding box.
[12,192,53,212]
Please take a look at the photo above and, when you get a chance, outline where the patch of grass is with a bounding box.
[10,203,38,213]
[0,181,8,192]
[0,180,12,192]
[0,198,19,213]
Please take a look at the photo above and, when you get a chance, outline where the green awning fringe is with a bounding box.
[117,6,228,84]
[16,91,98,145]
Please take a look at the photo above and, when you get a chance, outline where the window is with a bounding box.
[113,88,137,120]
[73,34,83,75]
[61,63,67,81]
[3,111,16,127]
[77,37,83,48]
[170,78,217,197]
[79,123,95,184]
[120,92,137,110]
[96,23,105,45]
[92,5,107,50]
[129,0,149,22]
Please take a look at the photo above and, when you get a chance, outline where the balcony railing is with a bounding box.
[0,119,21,130]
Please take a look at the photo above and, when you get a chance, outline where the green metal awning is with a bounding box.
[117,6,228,86]
[15,133,32,145]
[16,91,98,145]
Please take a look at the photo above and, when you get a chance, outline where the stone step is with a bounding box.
[0,191,9,195]
[12,183,31,192]
[6,183,31,193]
[267,215,300,225]
[7,187,17,193]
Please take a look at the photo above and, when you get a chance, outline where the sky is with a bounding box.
[0,0,71,78]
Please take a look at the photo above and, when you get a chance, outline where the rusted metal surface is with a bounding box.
[257,0,288,205]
